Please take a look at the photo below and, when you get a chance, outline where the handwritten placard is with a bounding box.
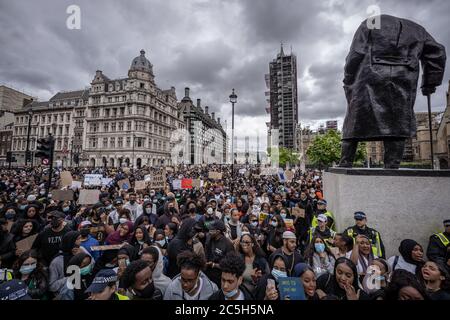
[60,171,73,187]
[78,190,101,205]
[84,174,103,186]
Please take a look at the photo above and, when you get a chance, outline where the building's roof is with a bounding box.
[130,50,154,75]
[49,89,87,101]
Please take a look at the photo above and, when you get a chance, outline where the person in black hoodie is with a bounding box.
[166,218,197,278]
[155,199,180,230]
[0,218,16,268]
[66,252,94,300]
[32,211,71,266]
[209,252,254,300]
[134,200,158,227]
[254,253,289,300]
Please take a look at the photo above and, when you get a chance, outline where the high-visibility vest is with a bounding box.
[309,226,336,243]
[115,292,130,300]
[311,211,335,231]
[347,228,383,258]
[434,233,450,247]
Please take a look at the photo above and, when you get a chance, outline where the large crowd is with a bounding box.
[0,164,449,301]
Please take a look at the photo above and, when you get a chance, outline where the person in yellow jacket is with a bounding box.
[426,219,450,269]
[311,199,335,231]
[85,269,129,300]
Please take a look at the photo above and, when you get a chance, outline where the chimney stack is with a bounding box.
[211,112,215,121]
[217,117,221,125]
[205,105,209,115]
[185,87,190,98]
[197,99,201,110]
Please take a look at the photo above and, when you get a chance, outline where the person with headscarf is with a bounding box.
[293,263,320,300]
[48,231,86,295]
[65,253,94,300]
[128,225,151,257]
[254,253,289,300]
[316,257,370,300]
[105,220,134,245]
[387,239,425,275]
[166,218,197,278]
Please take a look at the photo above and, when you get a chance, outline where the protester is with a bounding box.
[304,235,336,277]
[293,263,320,300]
[387,239,424,275]
[418,260,450,300]
[140,246,171,295]
[270,231,304,276]
[121,260,163,300]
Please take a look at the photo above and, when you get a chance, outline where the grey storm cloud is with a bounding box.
[1,0,450,135]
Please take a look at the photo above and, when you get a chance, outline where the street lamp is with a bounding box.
[25,110,32,166]
[229,88,237,176]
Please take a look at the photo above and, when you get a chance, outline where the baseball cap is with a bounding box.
[0,280,32,300]
[282,231,297,240]
[208,220,226,232]
[49,210,65,220]
[317,214,328,222]
[26,195,37,202]
[114,198,124,205]
[354,211,367,220]
[85,269,118,294]
[80,220,92,228]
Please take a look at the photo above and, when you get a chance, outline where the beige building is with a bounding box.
[436,80,450,169]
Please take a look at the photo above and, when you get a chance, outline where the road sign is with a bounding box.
[42,158,49,165]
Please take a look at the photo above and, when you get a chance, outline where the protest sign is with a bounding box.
[208,171,222,180]
[90,244,124,251]
[283,218,294,229]
[144,174,152,182]
[101,178,113,186]
[52,189,74,201]
[238,169,246,175]
[60,171,73,187]
[192,179,203,188]
[172,179,182,190]
[285,170,294,182]
[134,180,147,190]
[259,212,268,224]
[181,178,193,189]
[78,190,101,205]
[15,234,38,253]
[71,181,82,189]
[148,173,165,189]
[84,174,103,186]
[278,277,306,300]
[118,179,131,190]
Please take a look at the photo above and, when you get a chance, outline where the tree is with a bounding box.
[306,130,366,167]
[267,147,300,167]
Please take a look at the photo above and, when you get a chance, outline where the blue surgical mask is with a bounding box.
[271,269,287,281]
[155,239,166,247]
[20,263,37,275]
[80,264,92,276]
[19,205,27,210]
[62,207,70,213]
[251,221,258,227]
[280,213,287,219]
[375,275,385,281]
[223,288,239,299]
[5,212,15,220]
[315,243,326,253]
[270,221,277,227]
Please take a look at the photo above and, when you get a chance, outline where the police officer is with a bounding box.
[344,211,385,259]
[311,199,335,231]
[307,214,336,246]
[427,219,450,270]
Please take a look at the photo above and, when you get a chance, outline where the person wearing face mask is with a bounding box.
[31,211,71,266]
[266,215,286,254]
[155,200,180,230]
[12,249,49,300]
[225,208,244,241]
[121,260,163,300]
[78,221,100,261]
[141,246,171,295]
[254,254,289,300]
[304,235,336,277]
[387,239,425,275]
[198,204,219,233]
[123,193,141,222]
[270,231,304,276]
[134,200,158,227]
[129,226,151,257]
[64,253,94,300]
[21,205,46,231]
[307,214,336,247]
[108,198,124,226]
[164,250,217,300]
[204,220,235,287]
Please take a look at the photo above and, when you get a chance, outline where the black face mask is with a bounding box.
[130,200,136,205]
[189,207,196,213]
[80,229,90,237]
[134,281,155,299]
[51,219,62,229]
[169,207,176,214]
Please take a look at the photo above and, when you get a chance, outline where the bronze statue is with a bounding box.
[339,14,446,169]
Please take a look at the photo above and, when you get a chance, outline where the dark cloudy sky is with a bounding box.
[1,0,449,151]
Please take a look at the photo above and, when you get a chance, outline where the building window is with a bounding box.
[118,137,123,148]
[111,122,116,132]
[104,123,109,132]
[126,137,131,147]
[105,109,110,117]
[110,137,115,148]
[66,114,70,122]
[127,121,132,131]
[103,138,108,148]
[119,122,124,131]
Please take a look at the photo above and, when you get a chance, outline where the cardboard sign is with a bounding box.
[123,167,131,173]
[208,172,222,180]
[60,171,73,187]
[90,244,124,251]
[144,174,152,182]
[118,179,131,190]
[283,218,294,229]
[172,179,182,190]
[15,234,38,253]
[101,178,113,186]
[181,178,193,189]
[285,170,295,182]
[292,207,305,218]
[135,180,147,190]
[165,167,174,172]
[261,167,278,176]
[192,179,203,188]
[52,189,74,201]
[78,190,101,205]
[84,174,103,186]
[239,169,246,175]
[278,277,306,300]
[252,174,260,179]
[71,181,82,190]
[148,173,165,189]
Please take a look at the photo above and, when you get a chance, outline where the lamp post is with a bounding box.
[229,88,237,177]
[25,110,32,166]
[70,139,73,167]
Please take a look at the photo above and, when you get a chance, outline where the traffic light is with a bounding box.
[35,136,54,164]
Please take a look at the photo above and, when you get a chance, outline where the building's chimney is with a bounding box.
[211,112,215,120]
[185,87,190,98]
[96,70,102,76]
[217,117,221,125]
[197,99,202,110]
[204,105,209,115]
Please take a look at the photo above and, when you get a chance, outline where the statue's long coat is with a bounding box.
[342,15,446,140]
